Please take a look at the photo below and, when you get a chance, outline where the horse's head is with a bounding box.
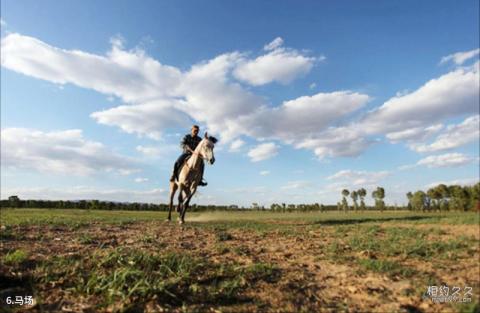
[200,132,217,165]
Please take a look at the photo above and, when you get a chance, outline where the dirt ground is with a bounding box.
[1,220,479,313]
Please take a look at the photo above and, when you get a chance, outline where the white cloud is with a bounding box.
[247,143,279,162]
[309,82,317,89]
[229,139,246,152]
[360,66,479,135]
[260,170,270,176]
[295,125,375,159]
[416,153,475,168]
[327,170,390,186]
[233,44,317,85]
[134,177,149,183]
[410,115,479,153]
[136,145,161,157]
[1,33,183,103]
[386,124,443,143]
[247,91,370,144]
[1,128,138,176]
[4,32,477,162]
[281,180,312,190]
[1,186,166,203]
[440,48,480,65]
[1,33,368,159]
[263,37,284,51]
[91,99,191,140]
[0,19,6,27]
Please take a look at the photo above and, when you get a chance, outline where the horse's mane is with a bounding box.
[208,136,218,144]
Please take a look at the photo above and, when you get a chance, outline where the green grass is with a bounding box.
[2,208,478,228]
[3,249,28,265]
[35,247,279,310]
[357,259,417,278]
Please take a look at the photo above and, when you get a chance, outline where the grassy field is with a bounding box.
[1,208,479,312]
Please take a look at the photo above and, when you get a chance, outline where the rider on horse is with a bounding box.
[170,125,208,186]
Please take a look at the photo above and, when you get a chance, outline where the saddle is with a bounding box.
[174,155,192,181]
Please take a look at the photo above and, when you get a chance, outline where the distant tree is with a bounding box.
[372,187,385,212]
[350,191,359,211]
[471,182,480,211]
[411,191,427,211]
[406,192,413,211]
[434,184,450,211]
[358,188,367,211]
[8,196,21,208]
[427,188,441,211]
[341,189,350,213]
[448,185,469,211]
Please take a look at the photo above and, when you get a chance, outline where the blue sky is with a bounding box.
[1,0,479,206]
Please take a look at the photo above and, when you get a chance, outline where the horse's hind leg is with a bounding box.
[180,188,193,224]
[177,185,184,217]
[167,182,178,221]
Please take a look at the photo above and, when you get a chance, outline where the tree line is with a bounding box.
[2,182,479,212]
[337,187,386,212]
[406,182,480,212]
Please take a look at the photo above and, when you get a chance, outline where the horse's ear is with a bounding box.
[209,136,218,144]
[204,132,208,139]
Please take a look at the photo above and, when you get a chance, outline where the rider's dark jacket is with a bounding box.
[181,134,202,154]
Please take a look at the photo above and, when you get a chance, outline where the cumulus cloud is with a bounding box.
[233,44,317,85]
[247,91,370,142]
[229,139,246,152]
[360,66,479,135]
[410,115,479,153]
[295,125,375,159]
[440,48,480,65]
[134,177,149,183]
[281,180,312,190]
[386,124,443,143]
[260,170,270,176]
[91,99,192,140]
[416,153,475,168]
[1,128,138,176]
[1,33,182,103]
[3,33,478,161]
[264,37,284,51]
[327,170,390,186]
[247,143,279,162]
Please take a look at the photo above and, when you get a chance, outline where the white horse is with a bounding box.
[167,132,217,224]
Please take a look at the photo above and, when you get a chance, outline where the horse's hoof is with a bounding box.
[165,218,171,222]
[178,219,184,225]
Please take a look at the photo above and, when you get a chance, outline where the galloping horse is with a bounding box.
[167,132,217,224]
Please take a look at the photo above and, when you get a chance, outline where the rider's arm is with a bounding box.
[181,135,194,153]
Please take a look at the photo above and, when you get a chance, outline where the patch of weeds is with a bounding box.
[357,259,417,278]
[3,249,28,265]
[215,230,233,242]
[455,301,479,313]
[232,245,249,256]
[244,263,280,283]
[325,240,352,263]
[406,238,469,259]
[78,234,96,244]
[215,243,230,254]
[36,247,279,310]
[140,235,155,243]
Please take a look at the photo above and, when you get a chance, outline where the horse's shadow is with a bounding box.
[312,215,434,226]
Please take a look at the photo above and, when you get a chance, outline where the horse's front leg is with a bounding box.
[180,188,193,224]
[177,185,184,217]
[167,182,178,221]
